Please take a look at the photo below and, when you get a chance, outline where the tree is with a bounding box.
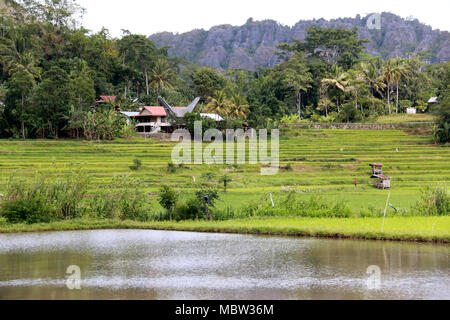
[391,58,407,114]
[205,90,230,117]
[7,65,35,138]
[321,65,348,112]
[345,68,366,120]
[228,94,249,119]
[33,66,72,138]
[195,186,219,220]
[219,174,232,192]
[277,52,312,119]
[158,185,178,220]
[69,58,95,110]
[118,34,160,95]
[433,62,450,143]
[383,59,396,115]
[150,59,174,97]
[279,26,369,70]
[192,67,226,102]
[21,0,85,28]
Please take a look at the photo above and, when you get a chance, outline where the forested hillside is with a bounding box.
[0,1,449,143]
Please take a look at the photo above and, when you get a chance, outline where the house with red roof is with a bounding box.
[96,96,117,104]
[122,96,223,134]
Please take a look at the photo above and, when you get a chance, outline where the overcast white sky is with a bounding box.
[77,0,450,37]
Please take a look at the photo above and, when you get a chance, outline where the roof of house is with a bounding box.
[120,111,140,117]
[97,96,117,103]
[138,106,168,117]
[372,174,390,180]
[428,97,438,103]
[370,163,384,167]
[201,113,224,122]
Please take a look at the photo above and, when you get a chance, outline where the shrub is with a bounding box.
[219,174,232,192]
[130,158,142,171]
[411,184,449,216]
[195,186,220,220]
[158,185,178,220]
[0,169,88,223]
[167,162,176,173]
[173,197,204,221]
[1,198,54,224]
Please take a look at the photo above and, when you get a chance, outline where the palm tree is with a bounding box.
[150,59,174,97]
[383,59,396,115]
[228,94,250,119]
[391,58,407,114]
[361,61,386,97]
[205,90,230,117]
[321,65,348,112]
[346,69,365,120]
[361,61,386,115]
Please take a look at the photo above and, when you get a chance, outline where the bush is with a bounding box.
[173,197,204,221]
[411,184,449,216]
[158,185,178,220]
[1,198,54,224]
[0,169,88,223]
[167,162,176,173]
[130,158,142,171]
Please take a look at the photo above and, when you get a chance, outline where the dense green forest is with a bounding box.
[0,0,449,141]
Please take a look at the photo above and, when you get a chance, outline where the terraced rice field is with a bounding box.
[0,129,448,213]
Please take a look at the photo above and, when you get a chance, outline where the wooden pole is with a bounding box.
[382,192,391,233]
[269,193,275,208]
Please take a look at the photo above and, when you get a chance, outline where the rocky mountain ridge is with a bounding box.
[149,13,450,70]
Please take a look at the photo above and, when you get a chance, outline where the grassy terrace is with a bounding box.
[0,217,448,243]
[0,128,448,242]
[0,128,448,212]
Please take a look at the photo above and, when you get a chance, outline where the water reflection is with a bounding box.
[0,230,448,300]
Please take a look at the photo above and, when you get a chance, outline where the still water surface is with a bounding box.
[0,230,448,300]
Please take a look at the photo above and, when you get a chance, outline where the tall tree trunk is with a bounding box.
[396,81,399,114]
[387,83,391,115]
[297,90,302,120]
[21,93,25,139]
[145,69,149,96]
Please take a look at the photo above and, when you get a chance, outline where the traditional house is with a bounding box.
[134,106,172,133]
[369,163,391,189]
[126,97,223,134]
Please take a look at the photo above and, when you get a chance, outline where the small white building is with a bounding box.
[406,107,417,114]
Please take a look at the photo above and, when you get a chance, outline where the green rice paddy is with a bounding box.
[0,128,448,212]
[0,128,448,241]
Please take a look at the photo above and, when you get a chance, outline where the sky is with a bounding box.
[76,0,450,37]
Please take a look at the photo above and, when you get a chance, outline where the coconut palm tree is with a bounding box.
[150,59,174,97]
[360,61,386,97]
[383,59,396,114]
[346,68,366,120]
[228,94,250,119]
[321,65,348,112]
[205,90,230,117]
[391,58,407,114]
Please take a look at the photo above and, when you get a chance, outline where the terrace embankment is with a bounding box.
[290,123,433,130]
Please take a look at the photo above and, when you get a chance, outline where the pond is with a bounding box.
[0,230,448,300]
